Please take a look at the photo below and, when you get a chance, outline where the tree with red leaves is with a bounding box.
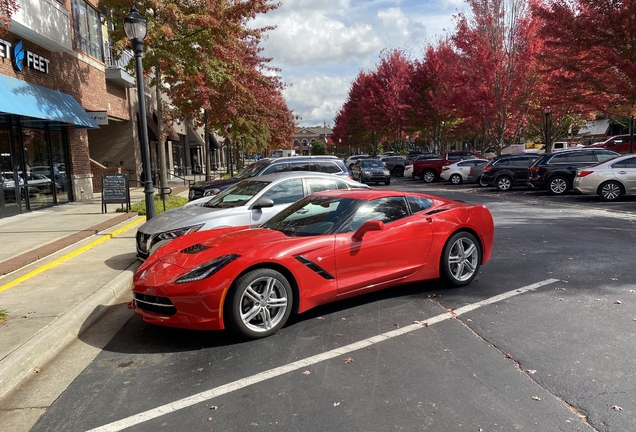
[0,0,19,37]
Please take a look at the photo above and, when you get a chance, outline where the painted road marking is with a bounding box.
[0,218,144,294]
[87,278,559,432]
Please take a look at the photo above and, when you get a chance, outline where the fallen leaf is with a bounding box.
[568,257,573,260]
[424,322,429,327]
[33,367,40,373]
[394,323,400,328]
[496,311,502,314]
[197,368,204,372]
[302,370,311,375]
[527,369,537,374]
[532,396,541,401]
[505,354,513,359]
[413,320,421,324]
[210,406,218,410]
[428,293,438,298]
[333,402,341,407]
[466,318,472,322]
[207,417,213,421]
[612,405,623,411]
[344,358,353,364]
[629,290,636,293]
[558,298,564,301]
[341,317,347,321]
[611,278,618,281]
[561,280,569,283]
[336,333,343,337]
[615,301,622,304]
[317,317,324,320]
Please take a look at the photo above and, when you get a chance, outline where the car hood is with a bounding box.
[138,205,238,234]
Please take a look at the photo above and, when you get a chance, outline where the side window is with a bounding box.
[262,163,288,175]
[316,161,343,174]
[289,162,313,172]
[306,178,339,194]
[261,179,304,205]
[347,197,409,231]
[548,153,568,163]
[496,158,510,166]
[512,157,529,166]
[597,151,619,163]
[612,157,636,168]
[406,196,434,213]
[566,152,594,163]
[71,0,104,61]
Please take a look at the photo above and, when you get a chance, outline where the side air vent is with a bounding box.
[425,209,448,216]
[180,244,211,254]
[295,255,335,280]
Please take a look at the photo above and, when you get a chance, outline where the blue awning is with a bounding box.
[0,75,99,129]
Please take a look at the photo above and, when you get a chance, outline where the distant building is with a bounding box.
[293,126,333,155]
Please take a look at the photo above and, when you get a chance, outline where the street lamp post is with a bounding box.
[227,122,233,177]
[544,107,552,153]
[124,5,154,220]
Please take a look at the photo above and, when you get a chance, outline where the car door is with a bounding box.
[250,178,304,225]
[611,156,636,194]
[456,160,478,179]
[334,196,433,295]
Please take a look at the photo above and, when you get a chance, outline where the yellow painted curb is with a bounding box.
[0,217,144,294]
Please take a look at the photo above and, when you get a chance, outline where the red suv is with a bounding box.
[587,135,635,154]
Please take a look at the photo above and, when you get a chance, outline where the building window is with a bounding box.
[72,0,104,61]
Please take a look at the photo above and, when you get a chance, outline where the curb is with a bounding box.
[0,263,139,401]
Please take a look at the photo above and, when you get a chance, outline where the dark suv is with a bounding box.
[527,148,619,195]
[188,156,349,200]
[481,154,540,191]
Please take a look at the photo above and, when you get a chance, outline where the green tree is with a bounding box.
[311,141,327,155]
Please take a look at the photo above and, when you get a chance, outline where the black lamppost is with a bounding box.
[227,121,233,177]
[124,5,154,220]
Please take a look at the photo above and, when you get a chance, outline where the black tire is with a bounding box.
[384,180,391,185]
[392,167,404,177]
[440,231,481,287]
[450,173,462,185]
[477,176,487,187]
[225,268,293,339]
[495,175,513,191]
[598,181,624,202]
[422,169,436,183]
[548,176,569,195]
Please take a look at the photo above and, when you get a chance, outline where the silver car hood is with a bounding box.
[138,205,238,235]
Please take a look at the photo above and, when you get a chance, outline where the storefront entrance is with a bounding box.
[0,116,71,219]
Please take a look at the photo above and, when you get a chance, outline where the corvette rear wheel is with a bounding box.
[440,232,481,287]
[226,268,293,339]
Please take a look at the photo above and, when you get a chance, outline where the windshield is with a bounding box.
[361,159,384,168]
[262,196,359,236]
[234,160,270,179]
[203,180,269,209]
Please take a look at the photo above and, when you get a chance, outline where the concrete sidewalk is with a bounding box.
[0,180,190,403]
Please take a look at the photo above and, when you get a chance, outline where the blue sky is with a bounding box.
[252,0,466,127]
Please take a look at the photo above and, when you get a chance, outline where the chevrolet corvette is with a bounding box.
[131,189,494,339]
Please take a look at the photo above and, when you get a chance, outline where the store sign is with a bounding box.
[87,111,109,125]
[0,38,50,74]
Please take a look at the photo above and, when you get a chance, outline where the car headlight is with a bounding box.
[363,171,372,175]
[148,224,204,252]
[383,170,390,175]
[175,254,241,284]
[203,188,221,197]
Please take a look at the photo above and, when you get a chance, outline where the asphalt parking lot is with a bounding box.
[28,177,636,432]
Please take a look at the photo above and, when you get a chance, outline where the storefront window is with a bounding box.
[22,128,55,211]
[50,128,70,204]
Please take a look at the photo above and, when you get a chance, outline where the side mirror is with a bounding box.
[250,198,275,210]
[352,220,384,241]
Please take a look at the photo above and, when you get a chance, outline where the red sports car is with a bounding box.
[131,190,494,339]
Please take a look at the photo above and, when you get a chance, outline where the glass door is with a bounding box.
[0,129,22,218]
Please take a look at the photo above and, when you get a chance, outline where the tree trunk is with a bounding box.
[155,62,169,193]
[204,110,212,181]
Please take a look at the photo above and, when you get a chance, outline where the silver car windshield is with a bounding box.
[234,160,270,179]
[203,180,269,209]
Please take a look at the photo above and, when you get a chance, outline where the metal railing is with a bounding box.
[104,41,133,70]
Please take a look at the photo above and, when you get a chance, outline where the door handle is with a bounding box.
[618,171,627,174]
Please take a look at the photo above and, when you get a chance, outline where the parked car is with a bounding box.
[574,154,636,201]
[131,189,494,338]
[587,134,636,154]
[481,155,540,191]
[527,148,619,195]
[345,154,369,170]
[467,161,489,185]
[379,155,407,177]
[351,158,391,185]
[188,156,349,201]
[440,159,489,184]
[412,151,481,183]
[524,141,581,155]
[138,172,369,259]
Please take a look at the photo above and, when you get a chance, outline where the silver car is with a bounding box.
[135,172,369,259]
[574,154,636,201]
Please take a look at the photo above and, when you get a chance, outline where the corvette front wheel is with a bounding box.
[225,269,293,339]
[440,232,481,287]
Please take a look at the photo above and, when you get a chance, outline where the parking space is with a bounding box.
[30,186,636,432]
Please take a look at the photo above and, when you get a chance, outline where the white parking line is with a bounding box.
[87,278,559,432]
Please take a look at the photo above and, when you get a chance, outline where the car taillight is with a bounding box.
[469,168,475,173]
[529,166,539,173]
[483,166,492,172]
[442,167,450,171]
[577,170,593,178]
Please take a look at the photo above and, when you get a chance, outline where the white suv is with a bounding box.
[345,155,369,170]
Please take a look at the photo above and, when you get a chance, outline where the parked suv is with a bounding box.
[188,156,349,200]
[379,155,406,177]
[481,154,540,191]
[587,134,635,154]
[527,148,619,195]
